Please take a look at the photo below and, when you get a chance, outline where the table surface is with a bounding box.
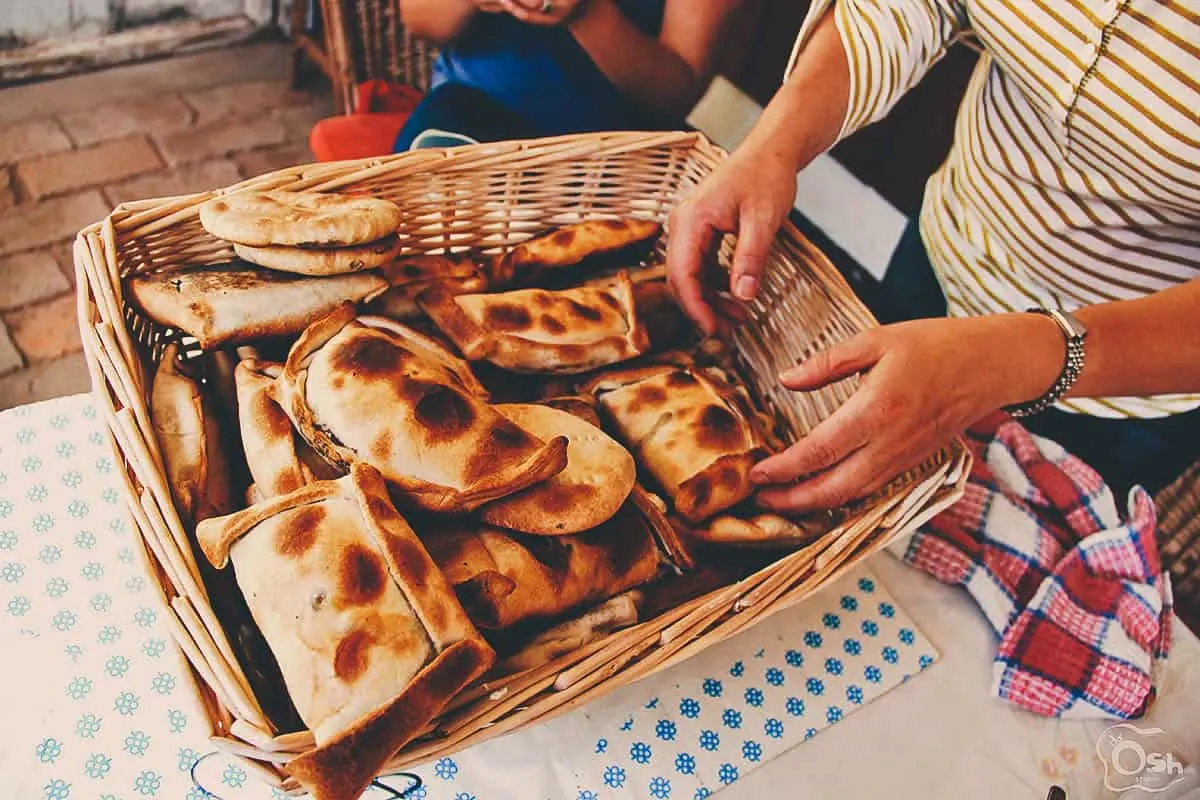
[3,394,1198,800]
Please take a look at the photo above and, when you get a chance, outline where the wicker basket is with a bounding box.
[74,130,970,791]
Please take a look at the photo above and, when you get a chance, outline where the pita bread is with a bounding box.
[199,190,402,247]
[491,218,661,284]
[233,235,399,276]
[692,510,828,549]
[419,270,649,374]
[276,306,568,513]
[480,403,636,535]
[583,365,770,523]
[497,591,640,675]
[424,497,666,629]
[127,262,388,349]
[196,464,493,800]
[150,343,237,526]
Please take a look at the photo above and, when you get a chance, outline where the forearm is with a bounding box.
[567,0,701,116]
[993,278,1200,408]
[399,0,477,44]
[735,8,849,175]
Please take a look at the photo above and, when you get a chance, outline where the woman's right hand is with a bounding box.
[665,145,798,335]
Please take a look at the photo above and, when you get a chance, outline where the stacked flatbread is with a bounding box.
[140,203,814,800]
[199,190,403,276]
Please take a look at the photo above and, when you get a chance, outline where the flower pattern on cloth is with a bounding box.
[1,396,939,800]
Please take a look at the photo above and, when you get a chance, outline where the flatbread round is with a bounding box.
[481,403,636,535]
[233,235,399,276]
[199,190,402,247]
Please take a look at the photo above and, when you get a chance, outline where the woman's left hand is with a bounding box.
[751,314,1061,513]
[496,0,588,25]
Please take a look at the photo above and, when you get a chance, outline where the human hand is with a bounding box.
[665,147,798,336]
[750,314,1061,512]
[495,0,588,25]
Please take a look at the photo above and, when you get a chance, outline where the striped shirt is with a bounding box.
[788,0,1200,418]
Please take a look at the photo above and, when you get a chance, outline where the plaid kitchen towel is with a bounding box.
[894,411,1173,719]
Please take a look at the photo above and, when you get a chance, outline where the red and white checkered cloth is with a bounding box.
[896,411,1173,719]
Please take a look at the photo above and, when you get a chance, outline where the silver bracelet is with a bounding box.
[1005,308,1088,418]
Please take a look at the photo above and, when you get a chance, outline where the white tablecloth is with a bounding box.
[2,395,1198,800]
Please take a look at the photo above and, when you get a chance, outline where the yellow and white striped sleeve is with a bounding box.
[788,0,969,141]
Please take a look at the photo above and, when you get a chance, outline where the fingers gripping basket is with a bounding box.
[75,131,969,790]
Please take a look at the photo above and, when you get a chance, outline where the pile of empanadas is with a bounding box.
[135,189,810,800]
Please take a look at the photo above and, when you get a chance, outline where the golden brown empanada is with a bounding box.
[275,305,568,513]
[423,487,672,629]
[150,343,237,526]
[366,253,490,322]
[127,262,388,349]
[196,464,493,800]
[419,270,649,374]
[479,403,636,535]
[583,364,770,523]
[691,509,827,549]
[490,218,661,284]
[235,359,334,498]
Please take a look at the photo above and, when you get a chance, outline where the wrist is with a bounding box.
[1000,311,1084,413]
[970,313,1066,411]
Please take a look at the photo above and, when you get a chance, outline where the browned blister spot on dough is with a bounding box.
[484,303,533,332]
[665,370,698,388]
[464,419,538,484]
[540,315,567,335]
[684,476,712,513]
[369,430,392,460]
[328,333,405,377]
[696,404,744,451]
[253,389,293,438]
[333,629,374,682]
[409,383,476,442]
[382,530,432,587]
[275,505,326,557]
[566,299,603,323]
[627,383,668,415]
[535,481,597,514]
[338,543,388,607]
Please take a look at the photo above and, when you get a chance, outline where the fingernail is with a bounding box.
[750,468,769,485]
[780,366,803,383]
[734,275,758,301]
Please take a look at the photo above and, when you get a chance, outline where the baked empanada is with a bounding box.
[275,306,568,513]
[127,262,388,349]
[419,270,649,374]
[691,509,827,549]
[150,343,237,526]
[479,403,636,535]
[235,359,341,499]
[583,365,770,522]
[196,465,493,800]
[423,486,673,629]
[490,218,661,284]
[366,253,489,322]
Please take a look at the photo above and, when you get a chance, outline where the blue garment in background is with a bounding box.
[432,0,668,136]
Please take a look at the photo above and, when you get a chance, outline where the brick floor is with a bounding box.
[0,41,326,411]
